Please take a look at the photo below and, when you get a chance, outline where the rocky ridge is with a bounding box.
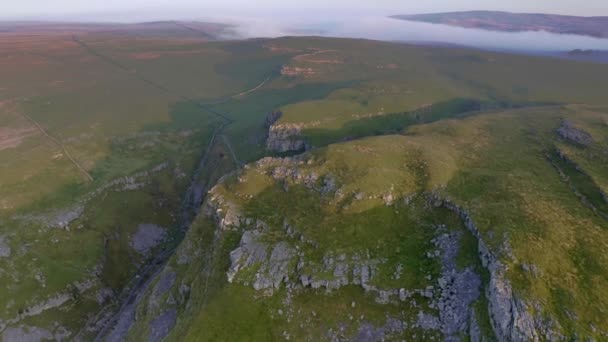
[206,156,569,340]
[430,195,565,341]
[204,165,490,340]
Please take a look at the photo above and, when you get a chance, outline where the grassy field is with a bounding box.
[266,38,608,149]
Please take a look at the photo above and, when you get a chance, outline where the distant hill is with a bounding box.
[0,21,226,39]
[392,11,608,38]
[564,49,608,62]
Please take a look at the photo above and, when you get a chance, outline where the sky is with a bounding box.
[2,0,607,22]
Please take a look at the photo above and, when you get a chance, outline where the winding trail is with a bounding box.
[293,49,338,61]
[232,76,271,98]
[206,75,272,105]
[69,35,270,340]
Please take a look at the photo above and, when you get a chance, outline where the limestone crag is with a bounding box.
[432,195,558,341]
[205,189,246,231]
[226,225,444,306]
[227,229,294,293]
[429,225,481,340]
[266,124,310,152]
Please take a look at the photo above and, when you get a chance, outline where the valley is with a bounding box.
[0,21,608,341]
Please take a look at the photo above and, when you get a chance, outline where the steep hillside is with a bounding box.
[127,105,608,341]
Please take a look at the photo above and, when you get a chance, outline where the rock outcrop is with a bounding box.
[353,318,407,342]
[0,235,10,258]
[557,120,593,146]
[430,226,481,339]
[227,229,295,293]
[2,325,55,342]
[431,195,547,341]
[148,270,177,310]
[148,309,177,342]
[130,224,167,255]
[266,124,309,152]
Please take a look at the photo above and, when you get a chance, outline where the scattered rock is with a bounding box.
[382,193,395,205]
[0,235,10,258]
[96,288,115,305]
[2,325,54,342]
[320,176,337,194]
[355,318,406,342]
[281,66,317,77]
[521,263,540,277]
[34,272,46,288]
[416,311,441,331]
[178,283,190,304]
[149,270,177,309]
[392,264,403,280]
[431,226,481,338]
[16,293,71,320]
[130,224,167,255]
[148,309,177,342]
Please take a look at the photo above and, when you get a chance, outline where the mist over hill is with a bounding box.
[393,11,608,38]
[1,7,608,342]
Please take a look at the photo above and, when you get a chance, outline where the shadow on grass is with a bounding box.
[301,98,554,148]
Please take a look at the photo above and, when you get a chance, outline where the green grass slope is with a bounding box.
[1,33,608,341]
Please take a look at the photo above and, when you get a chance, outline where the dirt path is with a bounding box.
[233,76,270,98]
[206,75,271,105]
[293,49,338,61]
[18,110,94,182]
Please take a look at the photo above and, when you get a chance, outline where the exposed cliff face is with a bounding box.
[430,195,562,341]
[430,226,481,339]
[266,124,310,153]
